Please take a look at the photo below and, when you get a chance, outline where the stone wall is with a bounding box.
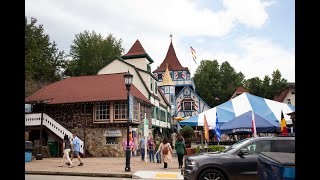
[44,103,94,129]
[32,103,152,157]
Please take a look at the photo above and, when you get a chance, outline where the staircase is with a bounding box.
[25,113,84,154]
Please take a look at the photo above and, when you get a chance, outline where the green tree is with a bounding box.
[268,70,288,99]
[25,17,65,97]
[243,70,288,100]
[243,77,263,97]
[64,30,124,76]
[219,61,245,103]
[193,60,244,107]
[193,60,221,107]
[261,75,271,98]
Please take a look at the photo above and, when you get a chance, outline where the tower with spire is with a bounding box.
[153,35,211,120]
[159,63,176,115]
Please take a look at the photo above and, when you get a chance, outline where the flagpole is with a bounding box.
[189,45,192,76]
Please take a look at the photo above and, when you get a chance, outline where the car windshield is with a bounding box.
[223,138,251,152]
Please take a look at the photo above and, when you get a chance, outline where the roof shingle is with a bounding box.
[153,42,189,73]
[25,73,151,105]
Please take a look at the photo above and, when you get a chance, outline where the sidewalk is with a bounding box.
[25,156,183,179]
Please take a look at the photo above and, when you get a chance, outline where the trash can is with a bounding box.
[48,142,58,157]
[25,151,32,162]
[25,141,33,162]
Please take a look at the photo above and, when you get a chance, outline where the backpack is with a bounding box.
[162,145,169,154]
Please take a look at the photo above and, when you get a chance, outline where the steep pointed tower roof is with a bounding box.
[122,39,154,63]
[160,64,174,86]
[153,38,189,73]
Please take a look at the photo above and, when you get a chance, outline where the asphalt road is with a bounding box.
[25,175,132,180]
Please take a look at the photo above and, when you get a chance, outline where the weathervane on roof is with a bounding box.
[170,34,172,42]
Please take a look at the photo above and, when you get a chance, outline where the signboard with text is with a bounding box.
[144,118,149,136]
[129,95,133,121]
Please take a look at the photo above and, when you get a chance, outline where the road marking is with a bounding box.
[133,171,183,179]
[155,173,177,178]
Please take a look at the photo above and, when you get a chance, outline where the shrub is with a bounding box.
[180,126,194,147]
[208,145,226,152]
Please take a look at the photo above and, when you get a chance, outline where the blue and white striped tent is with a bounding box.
[179,93,295,129]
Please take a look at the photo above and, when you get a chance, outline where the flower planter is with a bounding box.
[186,147,196,156]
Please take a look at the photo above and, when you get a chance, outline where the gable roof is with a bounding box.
[230,87,249,99]
[98,57,160,102]
[273,85,295,102]
[153,41,189,73]
[176,86,211,108]
[121,39,154,63]
[25,73,151,105]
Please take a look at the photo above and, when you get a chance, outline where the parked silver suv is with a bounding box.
[182,136,295,180]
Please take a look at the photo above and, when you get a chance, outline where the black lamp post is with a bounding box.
[124,70,133,172]
[37,100,47,160]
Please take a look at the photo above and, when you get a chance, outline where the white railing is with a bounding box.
[25,113,84,154]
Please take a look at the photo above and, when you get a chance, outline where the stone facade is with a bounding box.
[32,102,152,157]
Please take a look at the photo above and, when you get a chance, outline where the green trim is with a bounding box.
[122,54,154,63]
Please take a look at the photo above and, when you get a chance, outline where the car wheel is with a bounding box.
[198,169,226,180]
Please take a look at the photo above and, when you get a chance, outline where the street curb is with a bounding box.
[25,171,132,178]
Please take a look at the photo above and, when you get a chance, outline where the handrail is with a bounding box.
[25,113,84,154]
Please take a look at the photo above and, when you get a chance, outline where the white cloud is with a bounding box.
[200,37,295,82]
[25,0,293,82]
[223,0,273,28]
[25,0,273,39]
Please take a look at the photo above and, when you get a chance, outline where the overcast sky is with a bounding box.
[25,0,295,82]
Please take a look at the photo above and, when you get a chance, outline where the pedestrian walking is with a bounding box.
[175,135,186,169]
[59,134,73,168]
[154,134,162,163]
[156,137,173,169]
[67,133,83,166]
[148,136,155,162]
[139,136,146,161]
[171,131,177,149]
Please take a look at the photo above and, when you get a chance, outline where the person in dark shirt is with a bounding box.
[59,135,73,168]
[175,135,186,169]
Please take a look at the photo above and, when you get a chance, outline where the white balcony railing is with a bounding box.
[25,113,84,154]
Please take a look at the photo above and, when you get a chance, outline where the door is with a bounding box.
[231,140,271,180]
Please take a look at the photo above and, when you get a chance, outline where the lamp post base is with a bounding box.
[125,148,131,172]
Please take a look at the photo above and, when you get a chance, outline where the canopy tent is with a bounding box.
[179,93,295,129]
[220,110,280,134]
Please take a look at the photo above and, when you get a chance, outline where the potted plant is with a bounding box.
[180,126,194,148]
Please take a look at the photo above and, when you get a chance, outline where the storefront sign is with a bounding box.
[104,129,122,137]
[232,128,252,133]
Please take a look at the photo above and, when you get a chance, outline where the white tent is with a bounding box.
[179,92,295,129]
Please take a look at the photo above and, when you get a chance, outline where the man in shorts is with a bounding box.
[67,133,83,166]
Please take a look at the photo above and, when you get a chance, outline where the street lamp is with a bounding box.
[37,100,48,160]
[124,70,133,172]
